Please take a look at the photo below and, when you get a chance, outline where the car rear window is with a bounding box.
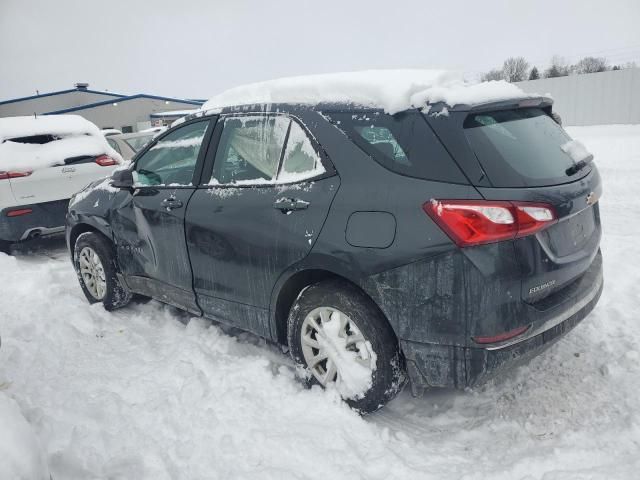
[124,134,154,152]
[463,108,591,187]
[5,134,60,144]
[324,110,467,184]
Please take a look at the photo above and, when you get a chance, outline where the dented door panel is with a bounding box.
[111,187,199,312]
[185,177,339,336]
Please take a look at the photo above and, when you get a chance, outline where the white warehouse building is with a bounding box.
[0,83,204,132]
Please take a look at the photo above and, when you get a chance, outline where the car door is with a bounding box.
[110,117,216,314]
[185,114,339,337]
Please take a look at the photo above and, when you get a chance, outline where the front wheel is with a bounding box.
[287,280,405,413]
[73,232,132,311]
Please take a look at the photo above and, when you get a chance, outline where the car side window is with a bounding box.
[277,121,325,183]
[133,120,210,186]
[107,138,122,155]
[210,116,325,185]
[353,125,410,166]
[210,116,289,185]
[324,110,467,183]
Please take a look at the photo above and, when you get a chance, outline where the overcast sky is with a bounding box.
[1,0,639,101]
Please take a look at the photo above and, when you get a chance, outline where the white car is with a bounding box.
[100,128,122,136]
[0,114,122,251]
[105,130,159,161]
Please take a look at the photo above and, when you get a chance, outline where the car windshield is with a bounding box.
[124,134,155,152]
[463,108,592,187]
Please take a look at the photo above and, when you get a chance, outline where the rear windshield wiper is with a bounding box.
[565,154,594,176]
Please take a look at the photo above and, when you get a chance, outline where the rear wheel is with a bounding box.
[287,279,405,413]
[73,232,132,310]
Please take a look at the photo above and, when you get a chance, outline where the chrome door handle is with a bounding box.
[161,197,183,210]
[273,197,309,212]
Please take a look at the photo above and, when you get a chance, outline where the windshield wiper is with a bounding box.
[565,154,594,176]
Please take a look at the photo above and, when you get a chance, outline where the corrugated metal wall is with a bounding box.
[516,68,640,126]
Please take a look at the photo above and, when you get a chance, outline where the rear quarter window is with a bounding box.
[323,110,468,184]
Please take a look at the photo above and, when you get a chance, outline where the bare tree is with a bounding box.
[482,69,504,81]
[574,56,608,74]
[544,55,570,78]
[502,57,529,82]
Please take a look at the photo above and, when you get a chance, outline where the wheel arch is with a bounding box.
[68,221,113,259]
[270,265,398,348]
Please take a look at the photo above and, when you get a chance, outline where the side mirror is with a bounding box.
[110,168,134,189]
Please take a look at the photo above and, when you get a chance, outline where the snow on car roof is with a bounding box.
[0,114,101,143]
[202,69,533,114]
[0,114,122,171]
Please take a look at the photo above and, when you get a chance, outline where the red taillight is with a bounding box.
[95,155,117,167]
[6,208,32,217]
[423,199,556,247]
[473,325,530,345]
[0,170,32,180]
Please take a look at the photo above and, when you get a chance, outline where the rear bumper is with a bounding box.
[402,249,603,391]
[0,199,69,242]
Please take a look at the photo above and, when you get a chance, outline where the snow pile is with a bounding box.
[0,125,639,478]
[202,70,531,114]
[0,392,49,480]
[0,114,122,171]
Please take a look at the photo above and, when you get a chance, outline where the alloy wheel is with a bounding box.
[300,306,376,398]
[78,246,107,300]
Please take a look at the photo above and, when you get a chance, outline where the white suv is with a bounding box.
[0,114,121,251]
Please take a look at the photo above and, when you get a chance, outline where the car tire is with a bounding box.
[73,231,132,311]
[287,279,405,414]
[0,240,11,254]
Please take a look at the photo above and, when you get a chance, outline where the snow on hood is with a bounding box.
[0,114,100,143]
[0,114,122,172]
[202,69,532,114]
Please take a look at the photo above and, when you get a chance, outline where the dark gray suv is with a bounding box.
[66,96,603,413]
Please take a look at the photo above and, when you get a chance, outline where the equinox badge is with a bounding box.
[529,280,556,295]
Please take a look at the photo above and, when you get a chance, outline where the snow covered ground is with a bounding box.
[0,125,638,479]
